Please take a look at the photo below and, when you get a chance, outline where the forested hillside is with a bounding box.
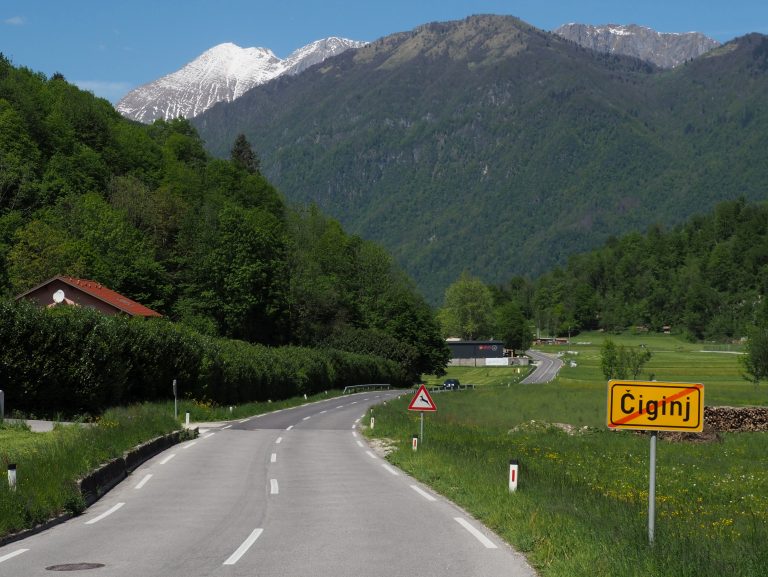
[0,55,448,380]
[494,199,768,341]
[193,15,768,303]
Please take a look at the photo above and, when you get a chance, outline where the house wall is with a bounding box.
[22,279,120,316]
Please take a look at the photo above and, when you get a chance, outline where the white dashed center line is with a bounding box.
[286,425,294,431]
[356,441,364,447]
[222,425,232,429]
[223,528,264,565]
[302,416,311,421]
[85,502,125,525]
[202,432,215,439]
[134,474,152,489]
[365,450,376,459]
[270,479,279,494]
[182,441,197,449]
[0,549,28,564]
[276,437,283,444]
[159,454,176,465]
[270,453,277,463]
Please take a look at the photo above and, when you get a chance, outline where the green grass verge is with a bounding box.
[0,390,354,539]
[366,331,768,577]
[0,404,184,538]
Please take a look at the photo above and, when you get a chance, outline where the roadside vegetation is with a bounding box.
[367,331,768,577]
[0,404,185,538]
[0,390,346,540]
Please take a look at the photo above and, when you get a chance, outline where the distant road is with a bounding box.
[522,350,564,383]
[0,391,536,577]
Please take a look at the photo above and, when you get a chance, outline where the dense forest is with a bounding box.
[486,198,768,342]
[0,55,448,382]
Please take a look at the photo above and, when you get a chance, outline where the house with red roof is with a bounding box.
[16,275,162,318]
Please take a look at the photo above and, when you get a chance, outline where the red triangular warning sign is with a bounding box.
[408,384,437,412]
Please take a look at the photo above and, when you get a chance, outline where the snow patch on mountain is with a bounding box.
[117,37,366,123]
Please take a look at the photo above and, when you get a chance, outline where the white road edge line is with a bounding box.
[159,453,176,465]
[203,432,215,439]
[286,425,294,431]
[382,464,399,476]
[276,437,283,444]
[222,424,232,429]
[182,441,197,449]
[223,528,264,565]
[356,441,364,447]
[352,432,357,438]
[270,453,277,463]
[365,450,376,459]
[239,418,249,423]
[270,479,279,494]
[454,517,498,549]
[302,416,311,421]
[134,474,152,489]
[0,549,28,564]
[320,410,327,414]
[85,502,125,525]
[410,485,437,502]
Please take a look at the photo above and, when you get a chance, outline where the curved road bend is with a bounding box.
[521,350,564,384]
[0,391,536,577]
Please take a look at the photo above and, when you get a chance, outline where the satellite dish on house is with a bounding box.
[53,289,65,304]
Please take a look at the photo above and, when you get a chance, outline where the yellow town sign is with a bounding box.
[607,380,704,432]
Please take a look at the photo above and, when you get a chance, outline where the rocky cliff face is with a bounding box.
[554,23,719,68]
[116,38,365,123]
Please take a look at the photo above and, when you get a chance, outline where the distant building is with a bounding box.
[16,275,162,318]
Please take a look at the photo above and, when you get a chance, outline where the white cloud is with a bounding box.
[72,80,134,104]
[4,16,25,26]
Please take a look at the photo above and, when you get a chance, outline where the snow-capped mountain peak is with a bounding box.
[117,37,366,124]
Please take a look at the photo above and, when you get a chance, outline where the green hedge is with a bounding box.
[0,300,407,417]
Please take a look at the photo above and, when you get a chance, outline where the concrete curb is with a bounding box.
[0,428,195,547]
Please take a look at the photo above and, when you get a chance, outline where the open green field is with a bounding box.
[368,331,768,577]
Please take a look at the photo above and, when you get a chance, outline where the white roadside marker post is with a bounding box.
[173,379,178,420]
[412,435,418,451]
[508,460,519,492]
[8,464,17,491]
[370,416,375,430]
[185,412,190,427]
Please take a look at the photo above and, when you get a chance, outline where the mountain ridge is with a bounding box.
[190,16,768,302]
[554,23,720,67]
[117,37,365,123]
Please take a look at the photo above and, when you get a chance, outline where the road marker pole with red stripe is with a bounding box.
[508,460,519,492]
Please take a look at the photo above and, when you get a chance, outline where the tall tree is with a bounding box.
[495,301,532,353]
[230,133,260,175]
[439,271,495,340]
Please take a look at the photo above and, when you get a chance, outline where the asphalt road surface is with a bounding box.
[0,391,536,577]
[521,350,564,384]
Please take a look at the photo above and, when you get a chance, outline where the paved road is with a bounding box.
[0,392,536,577]
[521,350,564,384]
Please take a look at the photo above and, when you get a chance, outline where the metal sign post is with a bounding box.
[607,380,704,545]
[408,385,437,447]
[648,432,657,544]
[173,379,178,420]
[0,389,4,421]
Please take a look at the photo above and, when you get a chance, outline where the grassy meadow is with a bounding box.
[368,331,768,577]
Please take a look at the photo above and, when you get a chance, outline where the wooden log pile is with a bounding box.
[704,406,768,432]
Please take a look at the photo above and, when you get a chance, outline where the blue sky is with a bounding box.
[2,1,766,103]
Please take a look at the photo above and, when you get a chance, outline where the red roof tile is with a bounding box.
[57,276,162,317]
